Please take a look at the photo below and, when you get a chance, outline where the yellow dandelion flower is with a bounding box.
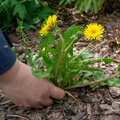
[84,23,104,41]
[39,15,58,36]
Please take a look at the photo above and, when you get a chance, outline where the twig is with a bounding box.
[65,74,118,90]
[7,114,29,120]
[0,100,12,105]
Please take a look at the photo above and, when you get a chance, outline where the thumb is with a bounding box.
[50,85,65,100]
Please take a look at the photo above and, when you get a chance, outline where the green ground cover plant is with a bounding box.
[17,15,120,91]
[59,0,104,14]
[0,0,54,30]
[59,0,120,14]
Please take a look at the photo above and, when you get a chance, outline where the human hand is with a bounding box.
[0,59,65,109]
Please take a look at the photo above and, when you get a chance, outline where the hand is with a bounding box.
[0,59,65,109]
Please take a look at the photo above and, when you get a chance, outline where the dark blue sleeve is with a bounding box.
[0,30,16,74]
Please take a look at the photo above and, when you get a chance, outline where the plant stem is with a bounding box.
[64,74,118,90]
[70,41,93,63]
[20,28,33,66]
[54,33,65,84]
[65,39,74,53]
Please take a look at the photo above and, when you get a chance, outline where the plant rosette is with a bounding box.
[18,15,120,91]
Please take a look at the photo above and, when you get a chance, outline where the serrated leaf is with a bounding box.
[80,58,101,65]
[63,25,83,56]
[80,58,114,65]
[63,25,83,45]
[13,2,27,19]
[37,8,55,20]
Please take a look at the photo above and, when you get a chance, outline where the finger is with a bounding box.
[34,104,44,109]
[40,98,54,106]
[23,105,32,110]
[16,103,31,110]
[50,86,65,100]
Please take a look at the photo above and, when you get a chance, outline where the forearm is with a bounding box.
[0,59,21,88]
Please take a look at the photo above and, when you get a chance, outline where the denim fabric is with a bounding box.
[0,30,16,74]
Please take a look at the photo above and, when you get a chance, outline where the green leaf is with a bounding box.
[69,66,104,73]
[17,19,23,27]
[107,77,120,87]
[83,71,93,78]
[23,22,37,30]
[38,33,54,51]
[20,0,27,3]
[117,63,120,71]
[107,78,116,86]
[10,0,17,6]
[80,58,102,65]
[85,0,92,13]
[43,55,53,67]
[32,68,50,79]
[93,0,98,14]
[80,58,114,66]
[59,0,65,6]
[114,78,120,87]
[63,25,83,45]
[102,58,114,64]
[76,0,84,13]
[11,47,17,55]
[117,63,120,75]
[78,66,104,72]
[55,97,66,103]
[25,2,37,13]
[64,0,74,5]
[63,25,83,56]
[75,49,92,60]
[13,2,27,19]
[98,0,104,10]
[37,8,55,20]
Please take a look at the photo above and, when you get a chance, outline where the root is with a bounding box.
[65,91,81,106]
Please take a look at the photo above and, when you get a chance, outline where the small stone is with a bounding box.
[99,104,112,110]
[92,111,100,115]
[112,102,120,110]
[109,87,120,97]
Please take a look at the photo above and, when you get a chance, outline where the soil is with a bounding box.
[0,2,120,120]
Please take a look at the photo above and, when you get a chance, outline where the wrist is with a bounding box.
[0,59,21,89]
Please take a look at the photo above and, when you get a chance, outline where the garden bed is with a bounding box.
[0,6,120,120]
